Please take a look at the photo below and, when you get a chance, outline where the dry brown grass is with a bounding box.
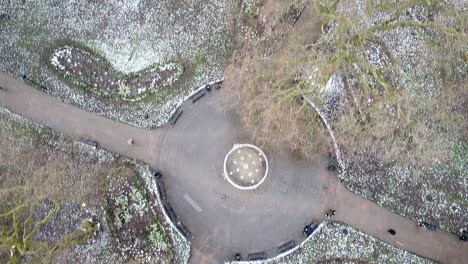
[0,113,117,263]
[0,115,113,208]
[223,1,332,159]
[333,54,467,166]
[225,0,467,164]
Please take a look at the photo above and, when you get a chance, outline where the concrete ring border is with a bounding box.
[223,143,269,190]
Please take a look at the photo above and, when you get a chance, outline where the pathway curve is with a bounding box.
[0,72,466,264]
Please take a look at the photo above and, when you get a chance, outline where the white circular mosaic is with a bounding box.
[223,144,269,190]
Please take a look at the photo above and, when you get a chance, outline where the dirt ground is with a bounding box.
[50,45,183,101]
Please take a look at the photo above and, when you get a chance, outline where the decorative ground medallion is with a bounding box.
[223,144,269,190]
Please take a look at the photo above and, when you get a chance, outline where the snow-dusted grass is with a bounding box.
[0,107,190,263]
[0,107,121,263]
[0,0,233,128]
[271,0,467,237]
[340,149,467,234]
[227,222,432,264]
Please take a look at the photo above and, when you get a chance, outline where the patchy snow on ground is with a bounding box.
[340,151,467,234]
[228,222,432,264]
[0,106,190,263]
[0,0,232,128]
[317,0,468,234]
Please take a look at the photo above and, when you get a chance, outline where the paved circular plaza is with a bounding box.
[156,90,331,263]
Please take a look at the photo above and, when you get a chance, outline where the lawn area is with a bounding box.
[225,0,467,234]
[264,222,433,264]
[0,108,188,263]
[0,0,233,128]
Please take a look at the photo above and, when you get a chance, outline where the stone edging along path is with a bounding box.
[304,96,344,166]
[1,72,467,264]
[227,223,326,264]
